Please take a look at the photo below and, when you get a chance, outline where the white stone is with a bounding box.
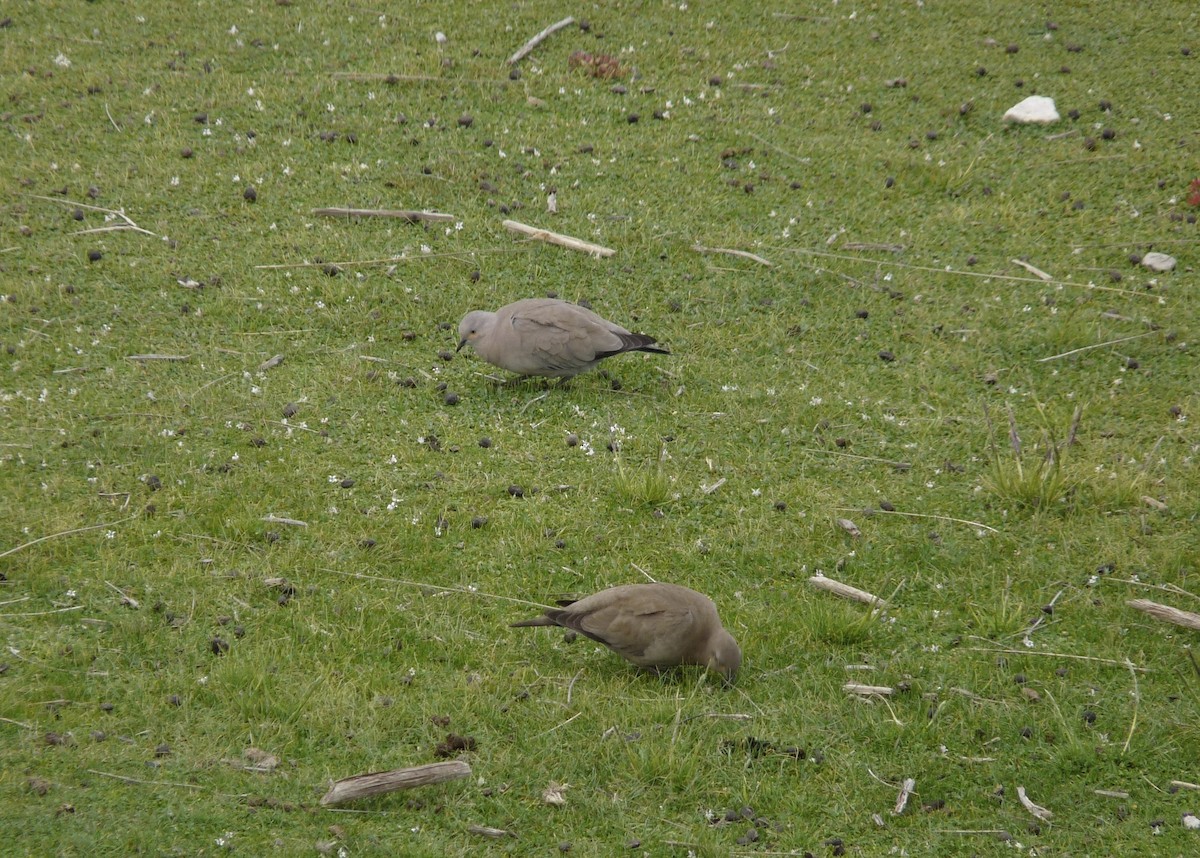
[1003,96,1060,124]
[1141,251,1177,272]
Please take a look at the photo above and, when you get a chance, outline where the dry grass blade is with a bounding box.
[692,243,774,267]
[0,516,136,560]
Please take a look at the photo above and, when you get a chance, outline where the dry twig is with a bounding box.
[1010,258,1054,281]
[839,506,998,534]
[0,515,136,560]
[1126,599,1200,631]
[262,514,307,528]
[1016,785,1053,821]
[28,194,158,237]
[87,769,204,791]
[312,207,456,223]
[467,824,513,838]
[894,778,916,814]
[503,219,614,257]
[692,243,773,267]
[321,761,471,806]
[808,574,885,607]
[508,16,575,64]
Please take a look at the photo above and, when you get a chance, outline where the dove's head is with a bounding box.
[456,310,493,352]
[707,628,742,683]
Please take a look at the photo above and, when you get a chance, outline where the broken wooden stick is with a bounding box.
[467,824,513,838]
[312,207,456,223]
[809,574,886,607]
[1127,599,1200,632]
[844,683,894,697]
[508,16,575,64]
[502,219,614,257]
[1010,258,1053,281]
[692,243,773,267]
[126,354,191,362]
[262,514,307,528]
[1016,785,1053,821]
[320,760,471,806]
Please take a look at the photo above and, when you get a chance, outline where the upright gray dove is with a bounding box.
[456,298,668,379]
[511,583,741,682]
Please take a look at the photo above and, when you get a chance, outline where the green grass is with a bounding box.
[2,1,1199,854]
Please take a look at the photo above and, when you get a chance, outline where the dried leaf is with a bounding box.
[542,781,569,806]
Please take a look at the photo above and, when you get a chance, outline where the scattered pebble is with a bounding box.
[243,185,257,202]
[1141,251,1176,272]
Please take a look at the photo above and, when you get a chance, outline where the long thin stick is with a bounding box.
[312,207,456,223]
[693,244,773,267]
[508,16,575,64]
[797,447,911,469]
[331,72,506,85]
[0,515,135,560]
[503,219,615,257]
[1011,259,1053,281]
[778,247,1158,299]
[127,354,191,362]
[834,506,998,534]
[965,647,1151,671]
[254,248,523,270]
[322,568,555,610]
[28,194,157,237]
[87,769,204,791]
[2,606,85,618]
[1037,331,1158,363]
[808,574,885,607]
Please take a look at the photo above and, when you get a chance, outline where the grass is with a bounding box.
[2,0,1199,854]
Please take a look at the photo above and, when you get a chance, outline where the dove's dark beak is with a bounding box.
[456,338,467,352]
